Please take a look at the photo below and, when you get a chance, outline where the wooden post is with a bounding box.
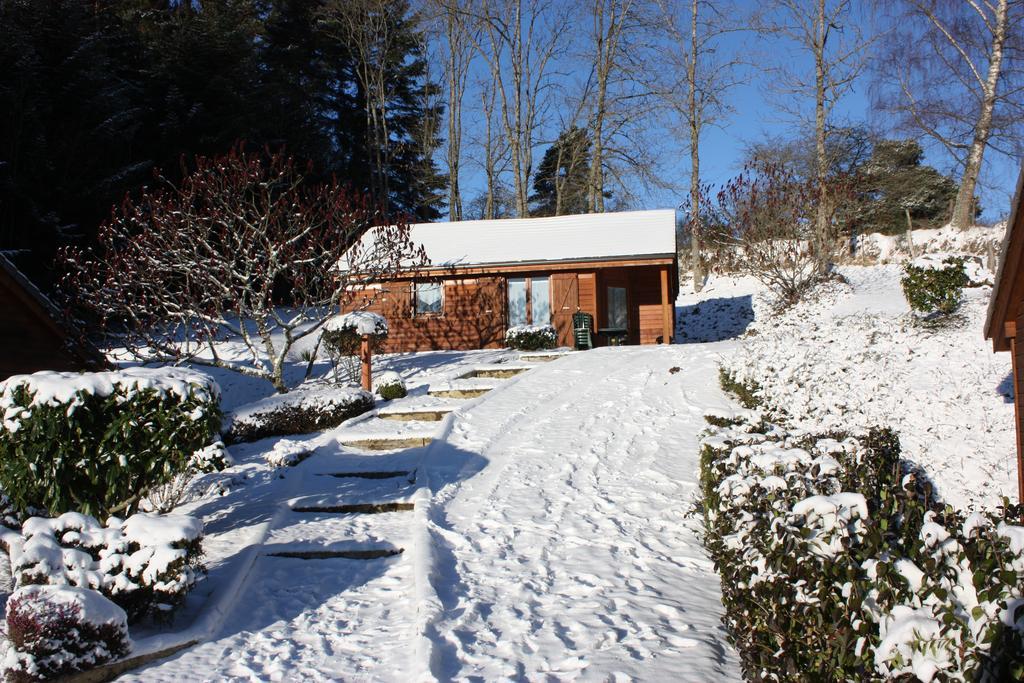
[360,335,372,392]
[1012,335,1024,504]
[905,209,916,259]
[660,267,672,344]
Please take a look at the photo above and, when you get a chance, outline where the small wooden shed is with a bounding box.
[984,166,1024,503]
[341,210,679,352]
[0,254,106,380]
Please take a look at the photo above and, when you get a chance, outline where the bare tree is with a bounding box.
[657,0,746,291]
[62,148,424,393]
[425,0,477,220]
[470,0,568,217]
[876,0,1024,228]
[759,0,873,269]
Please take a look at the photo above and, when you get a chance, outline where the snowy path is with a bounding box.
[419,345,740,680]
[124,345,740,681]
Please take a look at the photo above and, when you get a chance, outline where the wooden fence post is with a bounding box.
[360,335,372,392]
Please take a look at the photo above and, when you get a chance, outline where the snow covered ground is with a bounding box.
[685,262,1016,511]
[117,345,740,681]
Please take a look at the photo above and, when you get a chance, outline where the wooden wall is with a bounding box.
[0,276,90,379]
[343,261,674,352]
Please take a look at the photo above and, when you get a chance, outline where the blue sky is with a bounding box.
[445,1,1019,224]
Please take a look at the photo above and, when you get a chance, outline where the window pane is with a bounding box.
[508,277,527,327]
[531,277,550,324]
[416,282,443,314]
[607,286,627,329]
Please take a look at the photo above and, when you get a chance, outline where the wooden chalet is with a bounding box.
[0,254,106,380]
[984,166,1024,503]
[341,209,679,352]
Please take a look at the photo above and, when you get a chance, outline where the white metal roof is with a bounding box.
[342,209,677,271]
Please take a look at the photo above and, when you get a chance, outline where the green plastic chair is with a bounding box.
[573,311,594,350]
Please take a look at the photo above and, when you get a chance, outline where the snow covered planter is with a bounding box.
[3,585,131,681]
[699,411,1024,682]
[900,254,970,318]
[505,325,556,351]
[1,511,204,623]
[374,371,407,400]
[222,386,374,444]
[0,368,221,519]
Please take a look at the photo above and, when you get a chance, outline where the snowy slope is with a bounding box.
[701,266,1016,510]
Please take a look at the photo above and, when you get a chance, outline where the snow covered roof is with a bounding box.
[342,209,677,271]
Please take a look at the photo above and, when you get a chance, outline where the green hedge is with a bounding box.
[223,387,374,444]
[700,410,1024,681]
[901,256,969,317]
[505,325,557,351]
[0,369,221,519]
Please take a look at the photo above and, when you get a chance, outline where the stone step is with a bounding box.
[291,502,415,514]
[377,409,452,422]
[461,367,529,379]
[317,470,413,480]
[340,436,433,451]
[267,548,403,560]
[428,387,491,399]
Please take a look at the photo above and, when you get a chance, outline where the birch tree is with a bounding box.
[876,0,1024,228]
[658,0,745,291]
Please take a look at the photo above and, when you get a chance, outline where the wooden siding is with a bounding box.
[345,277,507,352]
[343,258,677,353]
[0,272,102,380]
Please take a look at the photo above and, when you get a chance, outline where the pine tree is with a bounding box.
[851,140,961,234]
[530,127,593,217]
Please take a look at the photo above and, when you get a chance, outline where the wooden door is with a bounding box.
[550,273,579,347]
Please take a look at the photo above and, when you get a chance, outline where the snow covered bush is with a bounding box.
[901,255,970,317]
[1,511,204,623]
[3,585,131,681]
[505,325,556,351]
[142,441,235,514]
[223,386,374,444]
[264,439,314,468]
[374,371,406,400]
[0,368,221,519]
[321,312,389,385]
[700,411,1024,681]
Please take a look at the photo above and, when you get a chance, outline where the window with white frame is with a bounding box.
[507,276,550,326]
[415,281,443,315]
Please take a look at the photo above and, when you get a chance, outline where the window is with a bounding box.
[415,282,443,315]
[607,286,627,329]
[507,276,550,326]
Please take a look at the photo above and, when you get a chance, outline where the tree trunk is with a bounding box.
[951,0,1009,229]
[688,0,703,292]
[813,0,829,271]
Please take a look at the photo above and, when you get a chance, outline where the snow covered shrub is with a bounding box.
[142,441,234,514]
[321,313,389,384]
[3,585,131,681]
[223,386,374,444]
[264,439,314,468]
[901,255,970,317]
[374,371,407,400]
[717,367,761,409]
[699,412,1024,682]
[2,511,204,623]
[0,368,221,519]
[505,325,556,351]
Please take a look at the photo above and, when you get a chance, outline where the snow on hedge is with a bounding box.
[324,311,388,336]
[0,511,204,621]
[720,264,1015,509]
[700,412,1024,681]
[222,386,374,443]
[3,584,131,680]
[505,324,556,351]
[0,367,219,433]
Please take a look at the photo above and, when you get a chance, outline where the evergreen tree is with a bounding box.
[851,139,961,234]
[530,127,593,217]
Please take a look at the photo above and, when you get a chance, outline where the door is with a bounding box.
[551,273,579,347]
